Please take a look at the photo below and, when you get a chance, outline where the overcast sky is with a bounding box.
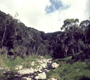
[0,0,90,33]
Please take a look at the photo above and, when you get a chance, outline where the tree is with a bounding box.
[79,20,90,30]
[4,13,19,49]
[61,18,79,31]
[60,18,80,59]
[1,14,12,49]
[79,20,90,43]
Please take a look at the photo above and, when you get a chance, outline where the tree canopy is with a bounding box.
[0,10,90,60]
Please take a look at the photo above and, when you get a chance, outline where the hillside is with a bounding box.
[0,10,62,59]
[0,10,90,80]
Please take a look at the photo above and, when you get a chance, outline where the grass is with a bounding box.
[47,69,60,80]
[47,56,90,80]
[0,54,47,72]
[0,54,90,80]
[59,61,90,80]
[0,54,41,79]
[44,54,52,59]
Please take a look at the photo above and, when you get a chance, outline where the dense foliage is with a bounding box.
[0,10,90,61]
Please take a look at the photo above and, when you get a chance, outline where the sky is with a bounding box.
[0,0,90,33]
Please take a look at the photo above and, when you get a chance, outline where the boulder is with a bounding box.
[23,77,32,80]
[51,62,59,69]
[35,76,39,80]
[0,66,4,70]
[5,67,10,71]
[41,56,44,59]
[41,63,47,68]
[15,65,23,70]
[35,72,46,79]
[48,78,57,80]
[18,68,34,75]
[31,61,35,66]
[36,66,42,70]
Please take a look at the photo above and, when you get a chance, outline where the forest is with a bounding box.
[0,10,90,80]
[0,10,90,60]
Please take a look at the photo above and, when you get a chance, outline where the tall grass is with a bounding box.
[47,56,90,80]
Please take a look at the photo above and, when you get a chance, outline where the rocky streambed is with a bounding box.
[0,56,59,80]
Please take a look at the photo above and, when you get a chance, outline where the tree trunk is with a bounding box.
[78,41,81,52]
[1,16,12,49]
[72,48,75,56]
[65,45,69,57]
[1,24,6,49]
[66,51,67,57]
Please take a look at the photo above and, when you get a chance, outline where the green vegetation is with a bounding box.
[44,54,52,59]
[47,57,90,80]
[0,54,90,80]
[0,54,41,79]
[0,54,41,70]
[0,10,90,80]
[0,10,90,60]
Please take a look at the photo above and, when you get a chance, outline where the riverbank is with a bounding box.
[0,54,90,80]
